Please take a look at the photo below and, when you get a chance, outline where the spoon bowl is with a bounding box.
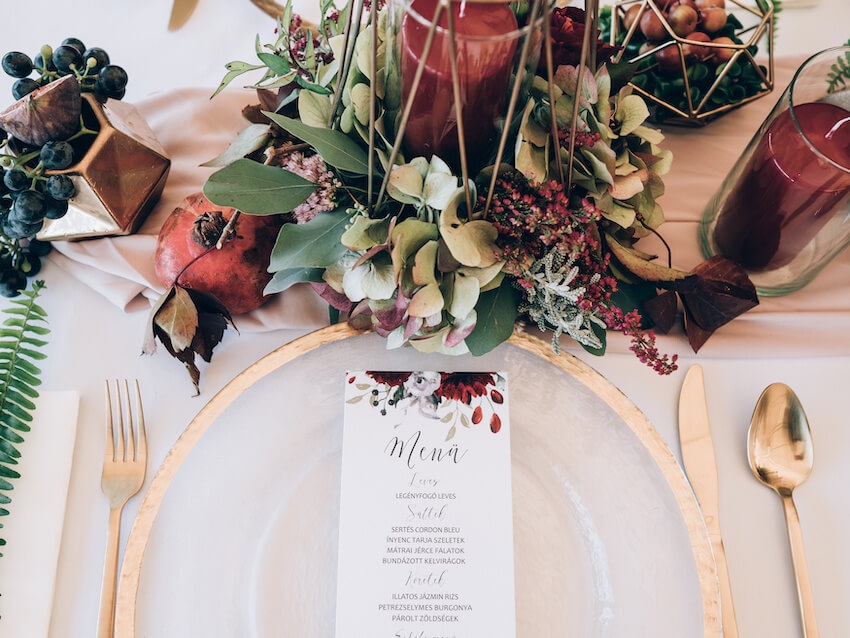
[748,382,819,638]
[748,382,814,494]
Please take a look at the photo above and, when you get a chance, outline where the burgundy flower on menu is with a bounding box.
[366,371,411,387]
[541,7,620,71]
[434,373,496,404]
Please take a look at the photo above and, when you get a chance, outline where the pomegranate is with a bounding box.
[154,193,281,315]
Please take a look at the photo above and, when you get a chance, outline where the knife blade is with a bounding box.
[168,0,199,31]
[678,364,739,638]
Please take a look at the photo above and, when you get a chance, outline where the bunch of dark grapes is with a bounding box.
[0,37,130,297]
[2,37,128,101]
[0,130,64,296]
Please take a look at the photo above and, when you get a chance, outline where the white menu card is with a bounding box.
[335,371,516,638]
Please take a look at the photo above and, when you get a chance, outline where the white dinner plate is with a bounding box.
[117,327,719,637]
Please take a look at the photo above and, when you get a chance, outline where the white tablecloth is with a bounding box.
[1,1,849,637]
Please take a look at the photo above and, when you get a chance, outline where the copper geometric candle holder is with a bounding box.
[37,93,170,241]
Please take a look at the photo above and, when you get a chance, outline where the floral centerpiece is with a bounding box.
[150,0,758,386]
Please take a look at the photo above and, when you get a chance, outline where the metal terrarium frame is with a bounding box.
[609,0,774,124]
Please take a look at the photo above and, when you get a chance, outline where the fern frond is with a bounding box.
[0,280,48,558]
[827,40,850,94]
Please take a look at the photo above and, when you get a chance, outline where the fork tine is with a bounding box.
[104,380,114,462]
[135,379,146,463]
[114,379,125,463]
[124,379,135,462]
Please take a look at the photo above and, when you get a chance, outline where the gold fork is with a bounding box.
[98,380,147,638]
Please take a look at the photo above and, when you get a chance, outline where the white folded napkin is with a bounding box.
[0,392,80,637]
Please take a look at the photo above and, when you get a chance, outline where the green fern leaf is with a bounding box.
[827,40,850,94]
[0,280,48,559]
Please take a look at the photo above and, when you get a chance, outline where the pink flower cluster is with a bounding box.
[487,174,601,289]
[487,172,677,375]
[283,13,333,68]
[278,152,342,224]
[558,127,601,149]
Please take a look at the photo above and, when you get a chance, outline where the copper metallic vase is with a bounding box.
[37,93,170,241]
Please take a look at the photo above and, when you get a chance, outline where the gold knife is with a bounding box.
[678,364,739,638]
[168,0,199,31]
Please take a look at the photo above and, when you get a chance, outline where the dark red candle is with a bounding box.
[400,0,518,173]
[713,102,850,270]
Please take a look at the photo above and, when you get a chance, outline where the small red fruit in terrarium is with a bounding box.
[667,4,699,37]
[490,389,504,404]
[623,5,642,31]
[710,36,736,63]
[700,6,728,33]
[655,46,683,73]
[682,31,711,60]
[694,0,725,9]
[154,193,282,315]
[640,11,668,41]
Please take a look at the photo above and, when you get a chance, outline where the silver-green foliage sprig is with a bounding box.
[518,249,606,355]
[0,280,48,558]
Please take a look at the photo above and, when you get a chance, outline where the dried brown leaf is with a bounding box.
[153,286,198,352]
[145,285,235,394]
[644,290,678,333]
[680,256,759,352]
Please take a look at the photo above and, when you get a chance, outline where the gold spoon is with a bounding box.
[748,383,819,638]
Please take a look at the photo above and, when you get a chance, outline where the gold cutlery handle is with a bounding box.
[782,494,820,638]
[97,506,124,638]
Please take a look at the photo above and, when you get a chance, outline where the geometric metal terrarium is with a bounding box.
[36,93,170,241]
[609,0,774,125]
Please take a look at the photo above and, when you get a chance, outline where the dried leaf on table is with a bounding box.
[680,256,759,352]
[142,285,235,394]
[644,290,678,333]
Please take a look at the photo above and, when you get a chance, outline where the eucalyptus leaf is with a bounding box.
[257,52,292,76]
[269,208,351,270]
[295,76,333,95]
[201,124,271,167]
[264,268,325,295]
[252,70,298,90]
[465,277,520,356]
[204,159,315,215]
[264,112,370,174]
[212,61,264,98]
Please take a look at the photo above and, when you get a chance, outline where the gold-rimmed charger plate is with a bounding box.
[115,325,720,637]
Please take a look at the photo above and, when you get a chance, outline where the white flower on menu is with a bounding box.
[396,372,442,419]
[404,371,441,396]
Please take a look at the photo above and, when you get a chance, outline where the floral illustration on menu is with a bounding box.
[347,371,506,439]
